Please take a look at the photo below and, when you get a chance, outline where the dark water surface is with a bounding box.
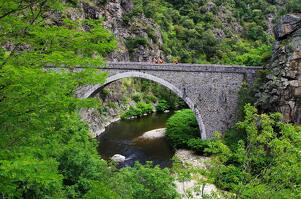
[97,112,175,168]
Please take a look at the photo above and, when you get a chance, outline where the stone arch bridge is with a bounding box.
[76,62,261,139]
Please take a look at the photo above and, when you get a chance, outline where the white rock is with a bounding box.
[136,128,166,140]
[111,154,126,163]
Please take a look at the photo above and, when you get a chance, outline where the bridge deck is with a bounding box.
[102,62,263,74]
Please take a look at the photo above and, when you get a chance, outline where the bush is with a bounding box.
[125,37,149,53]
[114,162,179,199]
[213,165,246,191]
[144,94,157,103]
[165,109,199,148]
[209,104,301,197]
[156,100,169,112]
[132,92,143,102]
[136,102,153,114]
[186,138,210,154]
[122,102,153,119]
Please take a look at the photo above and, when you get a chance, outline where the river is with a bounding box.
[97,112,175,168]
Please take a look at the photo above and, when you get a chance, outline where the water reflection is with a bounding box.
[97,112,175,168]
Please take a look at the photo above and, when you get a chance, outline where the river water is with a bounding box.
[97,112,175,168]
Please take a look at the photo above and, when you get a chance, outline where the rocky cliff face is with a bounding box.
[65,0,166,136]
[257,14,301,124]
[80,80,133,137]
[66,0,164,62]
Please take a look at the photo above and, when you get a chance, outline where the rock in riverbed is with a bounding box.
[135,128,166,141]
[111,154,126,163]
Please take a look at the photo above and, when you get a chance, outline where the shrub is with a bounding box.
[125,37,149,53]
[115,162,179,199]
[186,138,210,154]
[144,94,157,103]
[156,100,169,112]
[132,92,143,102]
[210,104,301,196]
[165,109,199,148]
[121,102,153,119]
[213,165,246,191]
[136,102,153,114]
[187,133,231,156]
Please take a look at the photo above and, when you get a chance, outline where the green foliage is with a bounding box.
[166,109,229,156]
[83,182,121,199]
[122,102,153,119]
[156,99,169,112]
[186,138,211,154]
[0,65,109,198]
[219,40,273,66]
[114,162,179,199]
[165,109,199,148]
[209,104,301,198]
[213,164,247,191]
[0,1,178,198]
[128,0,295,65]
[125,36,149,53]
[129,78,187,110]
[0,157,63,198]
[278,0,301,16]
[132,92,143,102]
[0,1,116,68]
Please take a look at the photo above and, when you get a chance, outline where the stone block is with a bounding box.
[274,14,301,40]
[289,80,299,87]
[294,87,301,97]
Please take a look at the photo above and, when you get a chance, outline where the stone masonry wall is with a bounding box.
[76,62,260,139]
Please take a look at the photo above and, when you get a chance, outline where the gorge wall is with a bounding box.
[257,14,301,124]
[66,0,164,62]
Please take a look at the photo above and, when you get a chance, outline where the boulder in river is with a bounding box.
[111,154,126,163]
[135,128,166,141]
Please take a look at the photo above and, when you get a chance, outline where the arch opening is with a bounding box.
[80,71,206,139]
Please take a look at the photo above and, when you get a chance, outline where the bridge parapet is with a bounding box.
[105,62,262,74]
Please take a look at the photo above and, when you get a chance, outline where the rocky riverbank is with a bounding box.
[173,149,232,199]
[131,127,232,198]
[80,107,122,137]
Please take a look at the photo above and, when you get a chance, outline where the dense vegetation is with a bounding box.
[115,78,187,119]
[165,109,225,156]
[121,102,153,119]
[165,109,199,148]
[1,0,300,198]
[165,105,301,198]
[211,104,301,198]
[125,0,301,65]
[0,1,178,198]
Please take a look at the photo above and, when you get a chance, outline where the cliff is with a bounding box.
[257,14,301,124]
[66,0,164,62]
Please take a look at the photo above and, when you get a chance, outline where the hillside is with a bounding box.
[73,0,301,65]
[0,0,300,198]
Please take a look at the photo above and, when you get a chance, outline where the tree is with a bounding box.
[0,1,179,198]
[0,0,116,197]
[210,104,301,198]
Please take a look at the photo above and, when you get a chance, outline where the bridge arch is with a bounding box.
[81,71,207,139]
